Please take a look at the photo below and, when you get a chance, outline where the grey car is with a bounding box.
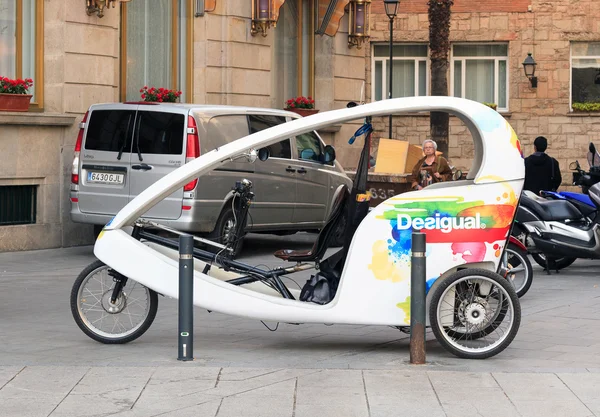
[70,103,352,252]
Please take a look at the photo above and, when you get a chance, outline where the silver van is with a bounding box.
[70,103,352,251]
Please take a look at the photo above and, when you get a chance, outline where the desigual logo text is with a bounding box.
[397,213,485,233]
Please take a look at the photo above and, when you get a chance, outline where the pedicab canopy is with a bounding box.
[104,96,524,231]
[95,96,524,327]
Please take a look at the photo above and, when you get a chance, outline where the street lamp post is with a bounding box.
[384,0,399,138]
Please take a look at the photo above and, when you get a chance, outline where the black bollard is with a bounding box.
[410,232,426,365]
[178,234,194,361]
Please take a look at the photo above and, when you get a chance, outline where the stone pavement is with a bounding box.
[1,234,600,416]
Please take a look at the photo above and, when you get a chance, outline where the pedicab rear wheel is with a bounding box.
[71,260,158,344]
[429,268,520,359]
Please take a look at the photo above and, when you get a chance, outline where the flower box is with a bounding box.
[0,93,33,112]
[286,108,319,117]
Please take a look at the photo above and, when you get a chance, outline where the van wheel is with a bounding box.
[208,206,246,258]
[93,225,103,239]
[330,214,347,247]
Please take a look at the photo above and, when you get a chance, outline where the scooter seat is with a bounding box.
[520,191,583,221]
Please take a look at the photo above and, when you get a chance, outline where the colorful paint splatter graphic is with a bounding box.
[396,296,411,325]
[368,189,517,302]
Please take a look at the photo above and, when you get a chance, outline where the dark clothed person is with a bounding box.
[523,136,561,194]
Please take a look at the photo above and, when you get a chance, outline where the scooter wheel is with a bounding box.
[531,254,576,271]
[503,243,533,298]
[429,268,521,359]
[70,260,158,344]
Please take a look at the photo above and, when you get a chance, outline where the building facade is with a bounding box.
[1,0,599,251]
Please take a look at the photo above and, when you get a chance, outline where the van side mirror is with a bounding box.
[323,145,336,164]
[258,148,270,162]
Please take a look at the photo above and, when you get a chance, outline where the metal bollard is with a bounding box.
[178,234,194,361]
[410,232,426,365]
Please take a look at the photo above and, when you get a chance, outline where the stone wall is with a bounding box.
[333,0,600,181]
[0,1,119,252]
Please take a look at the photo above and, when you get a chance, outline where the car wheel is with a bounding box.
[93,225,103,239]
[208,206,246,258]
[329,213,347,247]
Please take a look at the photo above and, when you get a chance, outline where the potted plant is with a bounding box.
[572,102,600,113]
[483,102,498,111]
[140,86,182,103]
[0,77,33,112]
[285,96,318,117]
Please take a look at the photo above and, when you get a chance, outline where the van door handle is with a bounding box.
[131,163,153,171]
[285,166,296,173]
[297,168,307,174]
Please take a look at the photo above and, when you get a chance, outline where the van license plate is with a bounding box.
[87,172,125,185]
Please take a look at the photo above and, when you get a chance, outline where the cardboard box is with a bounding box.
[374,139,442,174]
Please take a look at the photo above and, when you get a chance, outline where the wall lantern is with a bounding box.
[348,0,371,49]
[85,0,131,18]
[251,0,278,37]
[522,53,538,88]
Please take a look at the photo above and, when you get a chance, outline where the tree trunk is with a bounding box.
[428,0,453,156]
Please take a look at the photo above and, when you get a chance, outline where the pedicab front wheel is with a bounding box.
[70,260,159,344]
[429,268,521,359]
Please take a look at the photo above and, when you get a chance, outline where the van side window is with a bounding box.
[135,111,185,155]
[295,132,324,163]
[85,110,135,152]
[248,114,291,159]
[205,115,250,153]
[265,140,291,159]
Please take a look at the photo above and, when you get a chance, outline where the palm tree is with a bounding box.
[428,0,453,156]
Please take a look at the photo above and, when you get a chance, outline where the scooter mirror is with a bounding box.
[590,143,596,154]
[569,161,579,170]
[258,148,270,162]
[453,169,463,181]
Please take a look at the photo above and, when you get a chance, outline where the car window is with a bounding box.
[204,115,250,153]
[265,139,291,159]
[135,111,185,155]
[295,131,324,163]
[248,114,291,159]
[84,110,135,153]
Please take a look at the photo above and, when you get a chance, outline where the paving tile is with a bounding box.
[0,366,88,417]
[493,372,593,417]
[0,366,22,388]
[556,373,600,416]
[51,367,155,417]
[216,378,295,417]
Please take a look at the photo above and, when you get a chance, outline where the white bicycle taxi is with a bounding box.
[71,96,525,359]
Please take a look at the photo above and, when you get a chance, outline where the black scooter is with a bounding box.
[513,182,600,273]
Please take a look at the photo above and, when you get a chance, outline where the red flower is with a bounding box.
[141,94,146,99]
[0,75,33,94]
